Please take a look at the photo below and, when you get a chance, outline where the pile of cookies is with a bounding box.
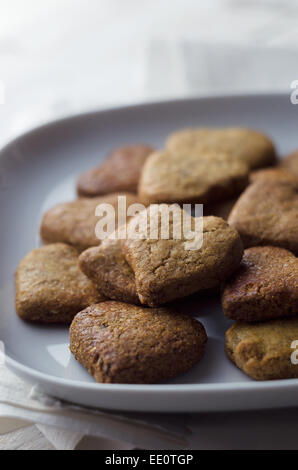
[15,129,298,384]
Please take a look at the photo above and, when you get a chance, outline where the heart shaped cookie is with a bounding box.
[77,144,154,197]
[228,181,298,254]
[138,149,249,206]
[122,206,243,306]
[70,301,207,384]
[222,246,298,321]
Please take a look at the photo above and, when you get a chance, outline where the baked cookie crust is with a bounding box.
[228,181,298,254]
[138,149,249,206]
[77,144,154,197]
[249,167,297,184]
[166,127,276,170]
[222,246,298,322]
[70,301,207,384]
[15,243,104,323]
[41,192,138,252]
[79,238,139,305]
[122,207,243,306]
[226,319,298,380]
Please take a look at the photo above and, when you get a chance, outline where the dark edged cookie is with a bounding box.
[222,246,298,322]
[15,243,104,323]
[70,301,207,384]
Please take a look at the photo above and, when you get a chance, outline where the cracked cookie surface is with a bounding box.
[226,319,298,380]
[70,301,207,384]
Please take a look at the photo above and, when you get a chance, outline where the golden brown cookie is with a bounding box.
[138,150,249,206]
[226,319,298,380]
[228,181,298,254]
[222,246,298,322]
[40,193,138,252]
[281,150,298,177]
[70,301,207,384]
[15,243,104,323]
[249,167,298,184]
[166,127,276,170]
[122,206,243,306]
[77,144,154,197]
[79,237,139,305]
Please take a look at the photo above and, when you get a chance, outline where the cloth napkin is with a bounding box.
[0,366,190,450]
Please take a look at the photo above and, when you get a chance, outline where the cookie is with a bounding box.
[166,127,276,170]
[70,301,207,384]
[77,144,154,197]
[281,150,298,177]
[138,149,249,206]
[41,193,138,252]
[79,237,139,305]
[226,319,298,380]
[204,197,237,221]
[15,243,104,323]
[122,206,243,306]
[228,181,298,254]
[222,246,298,322]
[250,167,297,184]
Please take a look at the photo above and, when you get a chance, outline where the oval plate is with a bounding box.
[1,93,298,412]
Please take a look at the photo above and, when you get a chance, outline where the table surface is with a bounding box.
[1,0,297,450]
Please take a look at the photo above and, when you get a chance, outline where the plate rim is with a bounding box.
[0,91,289,155]
[5,354,298,394]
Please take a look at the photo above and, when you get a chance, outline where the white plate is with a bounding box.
[1,93,298,413]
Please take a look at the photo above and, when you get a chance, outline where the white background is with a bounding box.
[0,0,298,145]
